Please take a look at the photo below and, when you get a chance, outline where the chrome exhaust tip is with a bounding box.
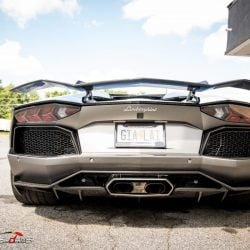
[145,183,166,194]
[106,178,174,197]
[112,182,134,194]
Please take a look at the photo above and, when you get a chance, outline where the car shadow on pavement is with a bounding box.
[33,197,250,230]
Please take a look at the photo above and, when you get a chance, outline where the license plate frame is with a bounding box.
[115,123,166,148]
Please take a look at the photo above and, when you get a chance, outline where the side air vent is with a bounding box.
[202,127,250,158]
[14,126,80,156]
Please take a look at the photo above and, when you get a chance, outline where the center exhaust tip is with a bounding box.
[106,178,174,196]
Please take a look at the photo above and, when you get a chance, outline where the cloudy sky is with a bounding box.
[0,0,250,86]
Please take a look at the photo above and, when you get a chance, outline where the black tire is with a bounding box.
[11,173,58,205]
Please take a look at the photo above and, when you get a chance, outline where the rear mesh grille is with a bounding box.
[14,126,79,156]
[202,127,250,158]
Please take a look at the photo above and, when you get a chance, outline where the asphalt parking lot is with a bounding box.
[0,135,250,250]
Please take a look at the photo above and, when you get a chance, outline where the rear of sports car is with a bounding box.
[8,79,250,205]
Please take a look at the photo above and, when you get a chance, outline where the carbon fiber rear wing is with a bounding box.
[10,78,250,103]
[11,78,208,93]
[10,79,81,93]
[207,79,250,91]
[11,78,210,103]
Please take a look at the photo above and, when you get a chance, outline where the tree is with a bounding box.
[0,84,39,119]
[105,89,128,95]
[45,90,71,98]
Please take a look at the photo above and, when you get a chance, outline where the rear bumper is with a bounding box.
[8,153,250,189]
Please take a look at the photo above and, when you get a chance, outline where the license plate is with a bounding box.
[115,124,166,148]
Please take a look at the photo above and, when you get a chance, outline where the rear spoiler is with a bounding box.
[10,79,82,93]
[10,78,250,94]
[11,78,208,93]
[206,79,250,91]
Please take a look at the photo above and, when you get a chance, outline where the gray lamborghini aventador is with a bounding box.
[8,78,250,205]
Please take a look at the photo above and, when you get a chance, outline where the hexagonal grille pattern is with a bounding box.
[203,128,250,158]
[14,127,78,156]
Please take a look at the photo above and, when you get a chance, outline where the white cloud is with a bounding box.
[90,20,101,27]
[203,25,227,60]
[0,41,44,84]
[84,19,102,28]
[0,0,80,27]
[123,0,231,37]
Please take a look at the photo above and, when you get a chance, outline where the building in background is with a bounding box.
[226,0,250,56]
